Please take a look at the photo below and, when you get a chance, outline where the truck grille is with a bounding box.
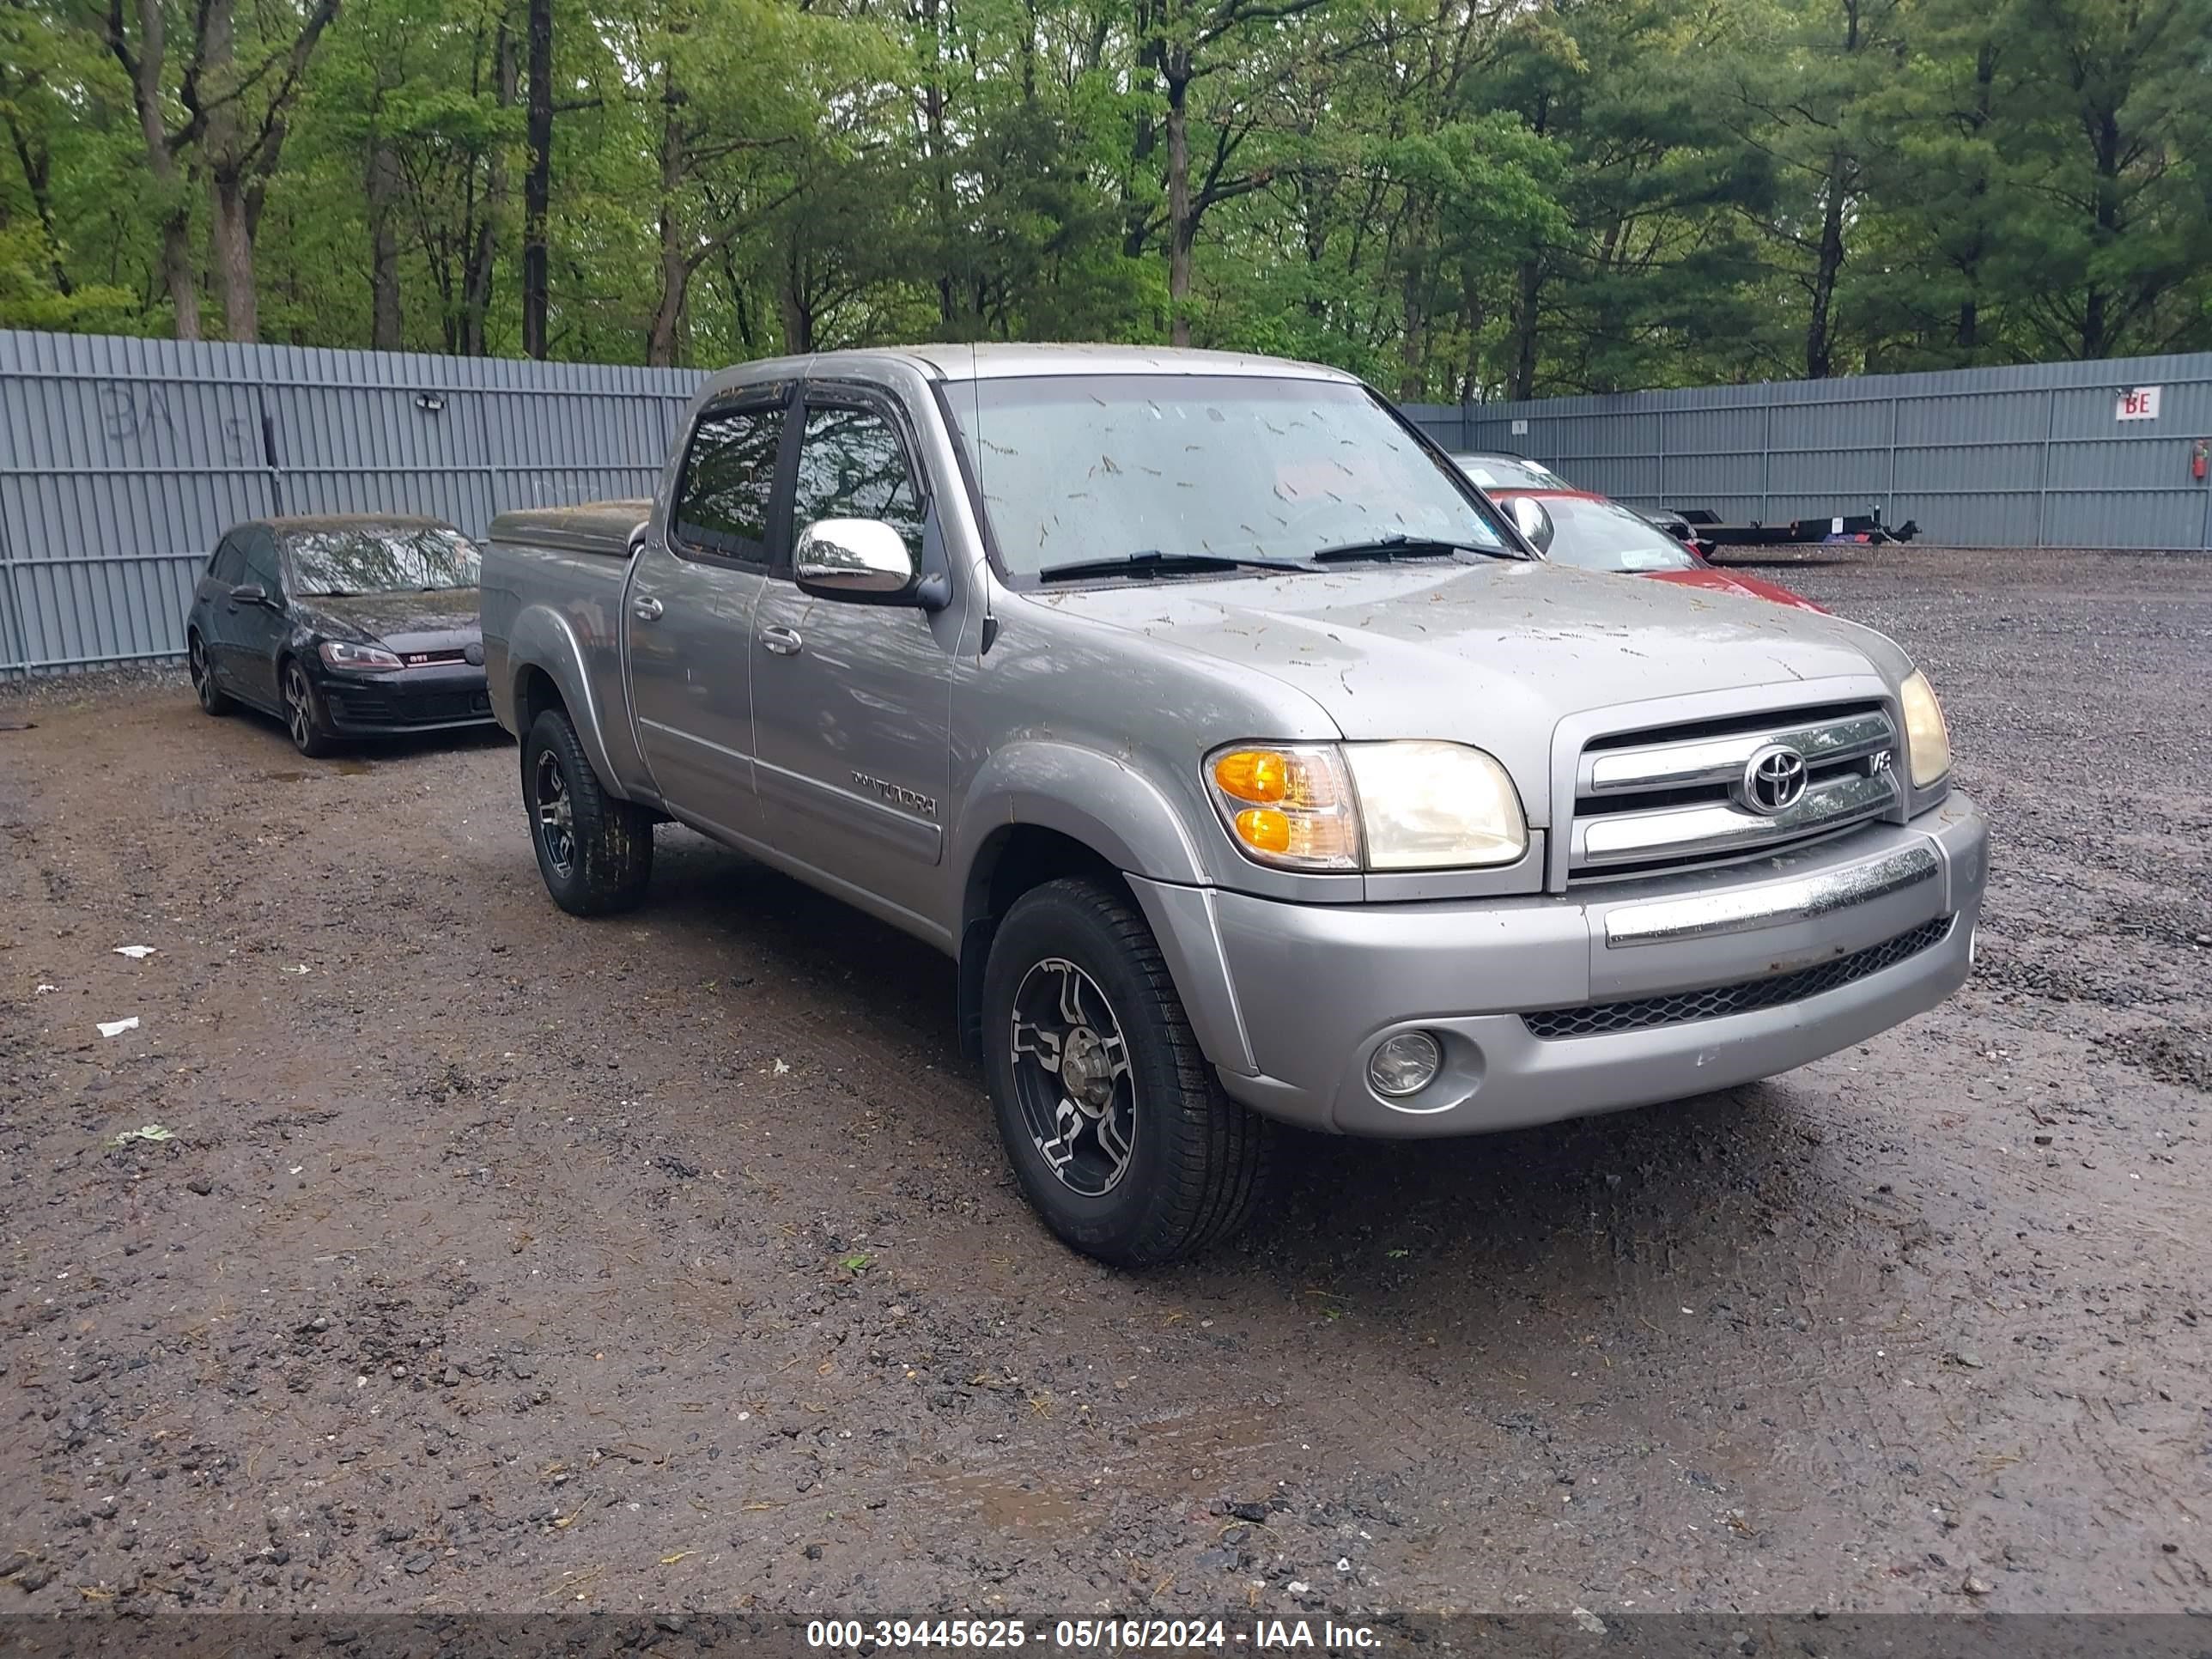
[1522,915,1952,1039]
[1567,702,1900,881]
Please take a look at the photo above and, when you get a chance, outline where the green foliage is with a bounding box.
[3,0,2207,386]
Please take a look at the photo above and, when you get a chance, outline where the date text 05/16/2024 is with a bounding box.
[804,1621,1382,1651]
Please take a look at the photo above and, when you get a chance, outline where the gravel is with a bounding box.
[0,545,2205,1615]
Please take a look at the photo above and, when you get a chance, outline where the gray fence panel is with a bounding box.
[1,329,707,676]
[1407,349,2212,550]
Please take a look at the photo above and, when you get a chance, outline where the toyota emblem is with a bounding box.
[1740,744,1808,816]
[464,641,486,666]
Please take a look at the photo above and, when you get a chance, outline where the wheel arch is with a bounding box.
[503,605,626,798]
[953,814,1254,1078]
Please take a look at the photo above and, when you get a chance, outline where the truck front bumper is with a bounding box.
[1133,793,1988,1138]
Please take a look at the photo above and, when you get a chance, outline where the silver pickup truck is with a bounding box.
[482,345,1988,1267]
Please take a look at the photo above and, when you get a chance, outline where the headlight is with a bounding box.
[319,640,404,671]
[1899,669,1951,789]
[1206,741,1527,872]
[1344,741,1526,868]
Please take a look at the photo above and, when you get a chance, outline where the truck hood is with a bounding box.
[1029,559,1910,821]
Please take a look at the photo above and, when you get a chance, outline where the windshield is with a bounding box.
[1531,495,1699,574]
[944,375,1513,581]
[1451,453,1571,491]
[284,525,482,596]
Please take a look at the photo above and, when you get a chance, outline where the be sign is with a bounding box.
[2116,386,2161,421]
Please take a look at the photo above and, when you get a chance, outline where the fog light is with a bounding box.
[1368,1031,1443,1097]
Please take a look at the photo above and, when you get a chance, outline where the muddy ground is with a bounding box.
[2,544,2208,1619]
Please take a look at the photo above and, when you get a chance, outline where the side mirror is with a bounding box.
[1508,495,1555,554]
[626,523,648,558]
[794,518,945,609]
[228,583,270,606]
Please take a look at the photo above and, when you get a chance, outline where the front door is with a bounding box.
[749,389,955,932]
[626,390,793,840]
[228,528,289,708]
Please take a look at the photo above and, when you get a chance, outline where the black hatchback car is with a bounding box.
[185,514,495,757]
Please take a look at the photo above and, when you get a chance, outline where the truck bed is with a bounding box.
[480,498,651,787]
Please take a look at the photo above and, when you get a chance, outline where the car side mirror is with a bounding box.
[229,582,270,606]
[1508,496,1555,554]
[794,518,946,610]
[627,523,648,558]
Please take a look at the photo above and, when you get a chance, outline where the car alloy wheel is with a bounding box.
[534,748,576,879]
[285,664,316,750]
[189,637,220,711]
[1007,956,1136,1196]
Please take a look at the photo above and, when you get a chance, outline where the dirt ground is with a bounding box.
[2,544,2208,1620]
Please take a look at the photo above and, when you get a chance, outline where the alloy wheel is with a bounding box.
[1008,957,1136,1196]
[534,750,576,878]
[285,665,315,750]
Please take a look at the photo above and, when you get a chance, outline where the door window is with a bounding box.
[209,532,248,586]
[788,404,927,560]
[242,532,283,597]
[672,404,787,565]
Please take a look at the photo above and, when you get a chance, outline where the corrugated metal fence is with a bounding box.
[0,330,704,676]
[8,331,2210,674]
[1405,352,2212,550]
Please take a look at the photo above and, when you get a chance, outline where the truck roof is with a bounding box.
[701,343,1360,389]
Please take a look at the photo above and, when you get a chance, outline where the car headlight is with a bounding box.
[319,640,404,671]
[1206,741,1528,872]
[1899,669,1951,789]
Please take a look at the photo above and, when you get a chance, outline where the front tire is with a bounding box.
[523,708,654,915]
[981,878,1273,1267]
[282,659,337,757]
[187,632,233,715]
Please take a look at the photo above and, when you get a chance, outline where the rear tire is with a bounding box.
[283,659,337,757]
[523,708,654,915]
[188,632,233,715]
[981,877,1273,1267]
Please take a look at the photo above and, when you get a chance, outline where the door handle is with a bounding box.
[759,623,804,657]
[631,595,664,622]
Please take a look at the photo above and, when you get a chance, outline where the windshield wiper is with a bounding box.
[1310,534,1515,564]
[1036,550,1307,584]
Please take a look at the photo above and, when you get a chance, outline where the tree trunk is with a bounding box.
[646,68,687,367]
[201,0,261,342]
[1507,259,1540,400]
[3,116,74,293]
[522,0,554,359]
[1121,30,1160,259]
[367,139,404,349]
[115,0,202,338]
[460,20,516,356]
[2080,107,2121,357]
[210,174,258,342]
[1398,256,1425,402]
[779,246,814,353]
[1803,151,1849,380]
[1164,55,1193,348]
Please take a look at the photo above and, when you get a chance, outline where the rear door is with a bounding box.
[625,387,794,839]
[747,385,954,930]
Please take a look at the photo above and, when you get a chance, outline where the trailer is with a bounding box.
[1667,506,1920,549]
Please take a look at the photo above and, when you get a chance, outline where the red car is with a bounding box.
[1448,453,1822,612]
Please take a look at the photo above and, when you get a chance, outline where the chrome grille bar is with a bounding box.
[1577,769,1897,868]
[1582,711,1894,796]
